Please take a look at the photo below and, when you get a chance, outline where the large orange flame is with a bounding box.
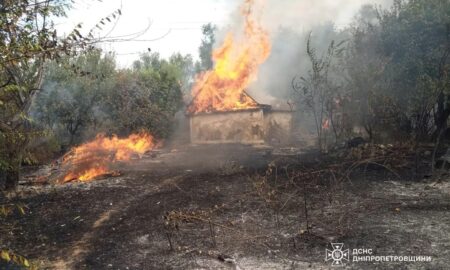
[188,0,271,114]
[61,133,155,183]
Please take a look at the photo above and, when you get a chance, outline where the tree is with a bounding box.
[377,0,450,142]
[343,5,395,141]
[104,53,184,139]
[32,49,116,145]
[0,0,120,190]
[0,0,75,190]
[293,32,346,150]
[335,0,450,146]
[169,53,195,95]
[33,51,188,155]
[196,23,216,72]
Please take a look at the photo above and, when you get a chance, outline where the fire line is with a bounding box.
[61,132,155,182]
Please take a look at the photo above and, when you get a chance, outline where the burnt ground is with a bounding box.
[1,144,450,269]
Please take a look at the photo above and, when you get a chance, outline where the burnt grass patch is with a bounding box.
[1,147,449,269]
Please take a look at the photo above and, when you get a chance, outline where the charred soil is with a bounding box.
[1,145,449,269]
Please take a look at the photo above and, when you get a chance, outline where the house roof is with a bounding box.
[186,89,271,115]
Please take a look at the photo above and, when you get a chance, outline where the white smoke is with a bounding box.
[259,0,393,31]
[214,0,394,105]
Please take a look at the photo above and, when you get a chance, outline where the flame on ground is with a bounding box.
[61,133,155,183]
[188,0,271,114]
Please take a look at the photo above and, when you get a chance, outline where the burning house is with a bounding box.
[186,0,293,145]
[188,92,293,145]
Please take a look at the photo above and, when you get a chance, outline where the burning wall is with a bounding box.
[189,106,293,145]
[187,0,293,145]
[190,108,265,144]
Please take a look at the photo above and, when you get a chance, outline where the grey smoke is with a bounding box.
[211,0,394,105]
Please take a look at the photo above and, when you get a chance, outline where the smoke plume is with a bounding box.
[213,0,394,105]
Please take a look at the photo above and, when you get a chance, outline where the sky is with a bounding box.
[57,0,240,67]
[57,0,392,68]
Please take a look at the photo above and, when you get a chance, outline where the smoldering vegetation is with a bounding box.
[23,0,450,167]
[249,0,450,155]
[26,50,193,163]
[14,0,446,174]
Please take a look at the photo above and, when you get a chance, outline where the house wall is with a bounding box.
[264,111,293,145]
[190,109,265,144]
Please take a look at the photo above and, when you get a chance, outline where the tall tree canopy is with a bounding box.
[196,23,216,72]
[0,0,78,189]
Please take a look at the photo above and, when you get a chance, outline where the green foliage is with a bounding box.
[168,53,195,94]
[296,0,450,144]
[32,51,187,149]
[105,53,185,139]
[377,0,450,139]
[345,0,450,141]
[196,23,216,72]
[343,4,400,141]
[22,130,62,165]
[33,49,116,145]
[0,0,94,189]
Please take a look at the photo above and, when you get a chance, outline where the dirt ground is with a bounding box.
[1,144,449,269]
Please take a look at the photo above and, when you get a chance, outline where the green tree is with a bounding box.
[196,23,216,72]
[343,5,396,141]
[340,0,450,145]
[0,0,76,190]
[104,53,184,139]
[377,0,450,141]
[32,49,116,145]
[169,53,195,95]
[0,0,120,190]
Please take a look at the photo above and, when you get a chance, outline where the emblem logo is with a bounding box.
[326,243,350,266]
